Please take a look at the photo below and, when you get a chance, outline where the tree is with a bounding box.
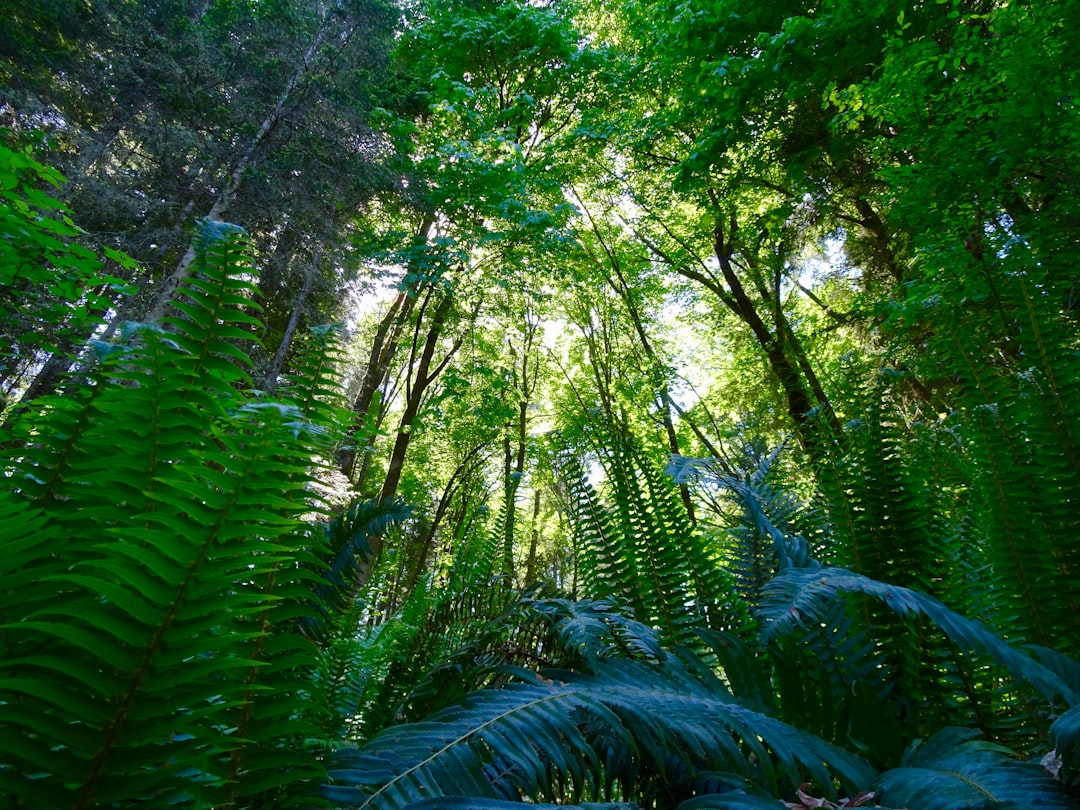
[1,0,402,400]
[0,139,135,400]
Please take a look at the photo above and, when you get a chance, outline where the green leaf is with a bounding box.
[876,727,1075,809]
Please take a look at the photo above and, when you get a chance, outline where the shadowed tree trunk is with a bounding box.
[144,0,362,324]
[338,217,435,481]
[264,252,319,392]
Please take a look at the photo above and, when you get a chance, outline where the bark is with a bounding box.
[353,290,465,592]
[403,444,485,594]
[263,254,318,392]
[502,331,534,580]
[579,200,697,522]
[852,197,903,284]
[524,489,542,584]
[634,200,838,457]
[143,0,349,324]
[338,217,435,480]
[710,216,834,456]
[378,291,456,505]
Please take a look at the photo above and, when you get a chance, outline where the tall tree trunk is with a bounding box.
[143,0,349,324]
[353,290,464,591]
[524,489,542,584]
[338,217,434,480]
[710,217,836,456]
[403,444,485,594]
[378,291,456,505]
[573,191,698,520]
[264,253,318,392]
[502,383,530,580]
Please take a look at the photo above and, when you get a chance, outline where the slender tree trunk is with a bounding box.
[603,244,697,521]
[337,289,414,478]
[711,219,832,456]
[14,275,134,405]
[338,217,435,479]
[350,290,464,593]
[501,395,529,581]
[403,444,484,594]
[573,192,698,520]
[263,254,318,392]
[524,489,541,584]
[15,349,74,407]
[378,291,456,505]
[143,0,347,324]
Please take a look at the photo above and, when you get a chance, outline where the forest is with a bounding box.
[1,0,1079,807]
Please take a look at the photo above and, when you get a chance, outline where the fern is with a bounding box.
[399,800,640,810]
[759,567,1077,710]
[808,370,942,589]
[556,433,742,649]
[276,322,353,451]
[354,573,529,736]
[529,596,665,666]
[1050,706,1080,790]
[668,449,814,604]
[876,726,1075,809]
[324,656,877,809]
[0,221,337,807]
[884,229,1080,656]
[303,497,411,645]
[555,445,640,607]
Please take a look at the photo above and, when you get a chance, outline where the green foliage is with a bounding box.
[0,139,134,393]
[668,449,813,606]
[320,563,1079,809]
[877,727,1076,810]
[324,653,876,809]
[4,3,1080,809]
[303,497,411,645]
[760,568,1076,710]
[0,221,332,807]
[277,322,354,441]
[554,433,743,648]
[809,372,942,587]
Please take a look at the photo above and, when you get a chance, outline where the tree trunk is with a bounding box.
[403,444,484,594]
[378,290,456,505]
[710,218,834,456]
[350,289,463,593]
[338,217,434,479]
[599,235,697,522]
[143,0,349,324]
[263,253,318,392]
[524,489,542,584]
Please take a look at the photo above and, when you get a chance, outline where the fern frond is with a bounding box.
[163,219,261,393]
[1,401,325,806]
[303,497,411,643]
[675,796,789,810]
[277,322,352,447]
[759,568,1076,708]
[528,596,665,666]
[555,446,640,607]
[0,220,333,807]
[557,435,743,649]
[669,451,814,602]
[875,727,1075,809]
[1050,706,1080,789]
[356,577,529,736]
[324,657,877,809]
